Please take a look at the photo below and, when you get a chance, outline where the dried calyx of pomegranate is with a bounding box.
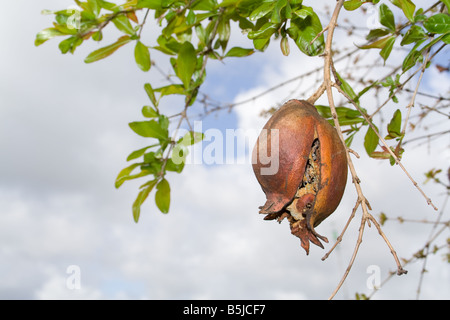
[252,99,348,254]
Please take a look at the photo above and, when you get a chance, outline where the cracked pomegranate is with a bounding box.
[252,99,348,254]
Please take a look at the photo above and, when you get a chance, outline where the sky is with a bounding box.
[0,0,449,300]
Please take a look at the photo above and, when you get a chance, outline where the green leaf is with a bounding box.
[165,158,185,173]
[364,125,379,156]
[396,0,416,22]
[132,179,157,222]
[379,4,395,32]
[443,32,450,44]
[84,35,131,63]
[335,72,358,101]
[249,2,276,21]
[127,145,157,161]
[423,13,450,34]
[129,120,168,140]
[35,28,65,46]
[137,0,163,9]
[253,38,271,51]
[115,163,140,188]
[380,36,396,62]
[59,36,83,54]
[217,18,231,47]
[142,105,159,118]
[224,47,255,57]
[155,179,170,213]
[385,109,402,139]
[112,15,135,35]
[440,0,450,10]
[271,0,287,23]
[402,40,425,72]
[179,131,205,146]
[315,105,332,118]
[144,83,158,107]
[401,25,427,45]
[192,0,217,11]
[154,84,185,98]
[366,28,390,41]
[135,41,151,71]
[360,35,393,49]
[288,6,325,56]
[248,22,278,40]
[176,41,197,89]
[280,36,290,56]
[344,0,365,11]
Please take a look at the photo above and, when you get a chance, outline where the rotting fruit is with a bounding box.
[252,99,348,254]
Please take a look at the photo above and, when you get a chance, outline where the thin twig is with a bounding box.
[322,0,377,299]
[322,0,409,299]
[333,84,438,211]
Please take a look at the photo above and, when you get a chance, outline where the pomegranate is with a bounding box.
[252,99,348,254]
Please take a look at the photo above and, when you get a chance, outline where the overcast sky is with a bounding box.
[0,0,448,300]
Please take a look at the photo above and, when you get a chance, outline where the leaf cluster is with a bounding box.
[35,0,330,221]
[35,0,449,221]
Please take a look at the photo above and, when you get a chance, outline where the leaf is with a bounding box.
[288,6,325,56]
[137,0,163,9]
[400,25,427,45]
[135,41,151,71]
[364,125,379,156]
[127,145,157,161]
[366,28,390,41]
[360,35,393,49]
[343,0,365,11]
[385,109,402,139]
[176,41,197,89]
[179,131,205,145]
[132,179,157,222]
[423,13,450,34]
[248,22,278,40]
[249,2,276,21]
[142,105,159,118]
[224,47,255,57]
[271,0,287,23]
[217,18,231,47]
[379,4,395,32]
[112,15,135,35]
[35,28,65,46]
[441,0,450,10]
[144,83,158,107]
[165,158,185,173]
[280,36,290,56]
[129,120,168,140]
[335,72,358,101]
[396,0,416,22]
[402,40,425,72]
[191,0,217,11]
[155,179,170,213]
[379,36,396,62]
[59,36,83,54]
[88,0,101,16]
[253,38,271,51]
[84,35,131,63]
[115,163,140,188]
[154,84,185,99]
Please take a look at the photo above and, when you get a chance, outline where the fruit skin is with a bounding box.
[252,99,348,254]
